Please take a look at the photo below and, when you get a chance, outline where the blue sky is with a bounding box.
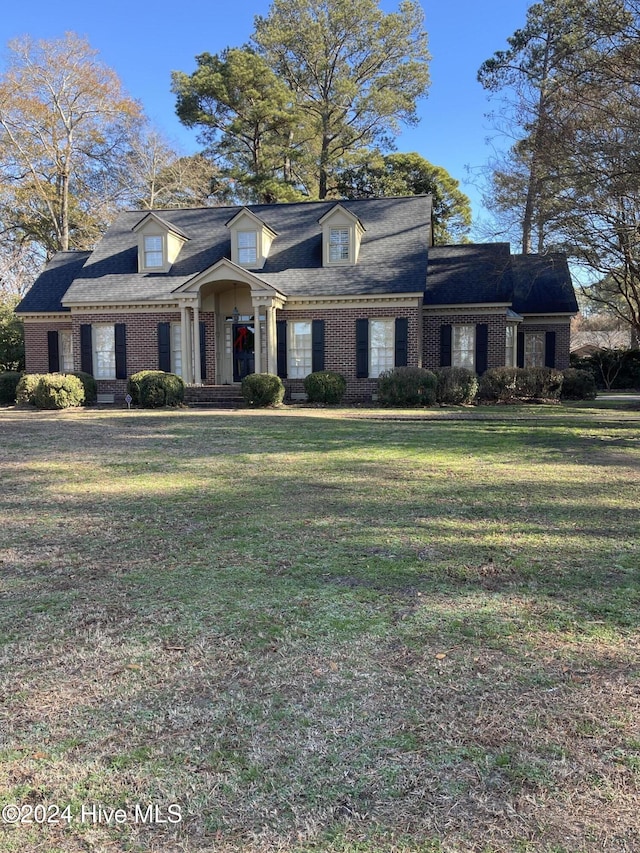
[1,0,533,229]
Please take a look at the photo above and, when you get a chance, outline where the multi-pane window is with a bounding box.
[329,227,350,262]
[238,231,257,264]
[288,321,312,378]
[144,235,163,268]
[524,332,545,367]
[93,325,116,379]
[452,324,475,370]
[59,330,74,372]
[370,318,395,378]
[505,324,517,367]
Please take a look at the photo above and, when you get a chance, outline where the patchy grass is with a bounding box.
[0,403,638,853]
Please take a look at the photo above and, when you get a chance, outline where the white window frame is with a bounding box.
[93,324,116,380]
[329,227,350,263]
[238,231,258,265]
[452,324,475,370]
[370,318,395,378]
[59,330,74,372]
[505,324,518,367]
[524,332,545,368]
[143,235,164,269]
[171,323,182,377]
[288,321,312,379]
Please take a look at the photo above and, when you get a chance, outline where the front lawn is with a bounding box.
[0,404,638,852]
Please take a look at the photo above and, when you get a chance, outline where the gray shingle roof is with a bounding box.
[16,251,91,313]
[53,196,432,307]
[16,198,578,317]
[511,253,578,314]
[425,243,514,305]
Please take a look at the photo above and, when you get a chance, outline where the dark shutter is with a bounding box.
[545,331,556,368]
[115,324,127,380]
[395,317,408,367]
[200,321,207,381]
[517,331,525,368]
[311,320,325,373]
[475,323,488,374]
[158,322,171,372]
[80,324,93,375]
[276,320,287,378]
[47,330,60,373]
[440,324,452,367]
[356,318,369,378]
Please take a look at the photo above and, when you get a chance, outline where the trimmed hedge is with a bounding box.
[478,367,563,402]
[138,372,185,408]
[242,373,284,407]
[434,366,478,405]
[377,367,438,407]
[33,373,85,409]
[303,370,347,404]
[16,373,44,406]
[0,371,22,405]
[560,368,597,400]
[71,371,97,405]
[127,370,167,405]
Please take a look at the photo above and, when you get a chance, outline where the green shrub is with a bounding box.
[241,373,284,407]
[561,368,597,400]
[16,373,44,405]
[127,370,166,405]
[479,366,563,402]
[303,370,347,404]
[33,373,85,409]
[0,371,23,405]
[71,371,97,405]
[138,372,185,408]
[517,367,563,400]
[434,366,478,405]
[477,367,520,403]
[571,349,640,390]
[377,367,437,407]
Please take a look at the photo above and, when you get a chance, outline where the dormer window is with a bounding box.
[133,212,189,273]
[144,235,164,268]
[329,228,350,262]
[319,204,365,267]
[238,231,258,265]
[226,208,277,269]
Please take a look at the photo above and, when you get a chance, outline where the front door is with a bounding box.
[233,323,255,381]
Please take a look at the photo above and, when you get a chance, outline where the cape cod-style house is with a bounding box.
[16,195,578,402]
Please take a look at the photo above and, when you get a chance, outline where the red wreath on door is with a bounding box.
[234,326,249,351]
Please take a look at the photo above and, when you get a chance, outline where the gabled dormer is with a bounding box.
[226,208,277,269]
[318,204,365,267]
[133,213,189,273]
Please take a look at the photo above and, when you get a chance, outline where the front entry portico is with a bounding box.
[173,258,286,385]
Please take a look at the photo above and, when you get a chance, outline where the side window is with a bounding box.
[524,332,545,367]
[93,325,116,379]
[288,321,312,378]
[369,318,395,378]
[59,330,74,372]
[452,324,475,370]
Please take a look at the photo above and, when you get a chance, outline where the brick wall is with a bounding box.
[278,305,421,402]
[24,312,216,398]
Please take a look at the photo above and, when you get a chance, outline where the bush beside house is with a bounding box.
[242,373,284,407]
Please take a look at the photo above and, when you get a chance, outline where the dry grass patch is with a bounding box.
[0,404,638,852]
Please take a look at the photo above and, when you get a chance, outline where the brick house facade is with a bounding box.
[17,197,578,402]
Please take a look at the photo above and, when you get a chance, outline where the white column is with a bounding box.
[253,305,262,373]
[193,304,202,385]
[266,305,277,374]
[185,306,193,384]
[180,305,190,383]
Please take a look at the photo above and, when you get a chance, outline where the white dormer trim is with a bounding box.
[318,204,365,266]
[133,212,189,273]
[226,208,277,269]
